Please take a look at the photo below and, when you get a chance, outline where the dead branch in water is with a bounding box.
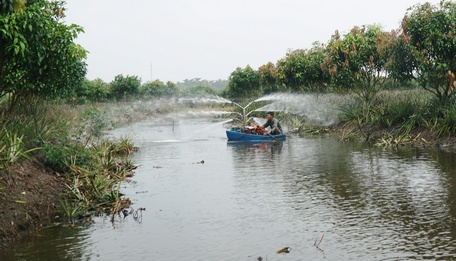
[314,234,324,252]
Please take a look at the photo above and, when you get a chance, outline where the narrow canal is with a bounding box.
[2,112,456,260]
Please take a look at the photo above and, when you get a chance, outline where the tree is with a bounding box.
[109,75,141,101]
[0,0,87,108]
[1,0,26,15]
[276,42,330,92]
[224,65,260,99]
[76,78,109,103]
[400,0,456,104]
[322,25,389,103]
[258,62,281,94]
[140,80,180,98]
[182,86,218,97]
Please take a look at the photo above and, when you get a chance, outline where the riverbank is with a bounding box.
[326,121,456,152]
[2,99,456,250]
[0,101,230,249]
[0,160,66,248]
[0,102,139,250]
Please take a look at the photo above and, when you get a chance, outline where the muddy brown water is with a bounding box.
[2,112,456,260]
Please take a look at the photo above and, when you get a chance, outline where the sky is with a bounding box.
[64,0,441,84]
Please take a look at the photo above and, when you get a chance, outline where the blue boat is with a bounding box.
[226,127,286,142]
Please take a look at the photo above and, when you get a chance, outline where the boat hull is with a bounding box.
[226,130,286,141]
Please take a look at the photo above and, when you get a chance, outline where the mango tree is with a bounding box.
[0,0,87,109]
[276,42,330,93]
[258,62,281,95]
[224,65,260,99]
[399,0,456,105]
[109,74,141,101]
[140,80,180,98]
[322,25,389,104]
[77,78,109,103]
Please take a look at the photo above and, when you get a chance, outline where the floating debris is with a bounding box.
[276,247,292,254]
[192,160,205,164]
[132,207,145,222]
[314,234,325,252]
[110,198,132,222]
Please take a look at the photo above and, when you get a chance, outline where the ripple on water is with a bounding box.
[4,118,456,260]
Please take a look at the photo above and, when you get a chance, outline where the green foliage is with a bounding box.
[44,135,137,221]
[0,98,70,171]
[80,107,109,138]
[0,95,136,222]
[380,101,418,127]
[109,74,141,101]
[177,78,228,92]
[42,142,94,172]
[258,62,282,94]
[381,31,417,83]
[140,80,180,98]
[13,97,71,146]
[57,136,136,220]
[76,78,109,103]
[0,0,87,108]
[323,24,389,103]
[339,101,371,124]
[182,86,218,96]
[224,65,261,99]
[276,42,330,92]
[435,106,456,136]
[401,0,456,104]
[0,128,39,171]
[336,88,456,141]
[1,0,26,15]
[57,197,90,223]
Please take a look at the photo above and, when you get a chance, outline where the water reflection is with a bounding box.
[3,116,456,260]
[0,225,91,261]
[279,139,456,260]
[227,141,284,157]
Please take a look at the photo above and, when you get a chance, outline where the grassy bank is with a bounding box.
[2,90,455,248]
[0,96,232,248]
[0,99,143,248]
[290,88,456,150]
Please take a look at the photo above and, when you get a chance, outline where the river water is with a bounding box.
[2,112,456,261]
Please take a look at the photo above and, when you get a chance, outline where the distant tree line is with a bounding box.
[1,0,455,109]
[74,75,228,104]
[0,0,228,107]
[223,0,456,107]
[177,78,228,92]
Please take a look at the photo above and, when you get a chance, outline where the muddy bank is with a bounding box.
[0,161,65,249]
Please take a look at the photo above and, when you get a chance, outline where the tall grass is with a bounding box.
[45,134,137,222]
[0,98,67,171]
[336,88,456,144]
[1,97,139,223]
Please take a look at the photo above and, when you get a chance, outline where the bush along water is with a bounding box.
[334,89,456,148]
[44,136,137,223]
[0,98,138,225]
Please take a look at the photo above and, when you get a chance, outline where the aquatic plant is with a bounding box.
[57,198,90,223]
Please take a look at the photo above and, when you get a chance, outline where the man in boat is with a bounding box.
[261,111,282,135]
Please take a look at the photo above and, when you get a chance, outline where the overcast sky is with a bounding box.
[64,0,440,84]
